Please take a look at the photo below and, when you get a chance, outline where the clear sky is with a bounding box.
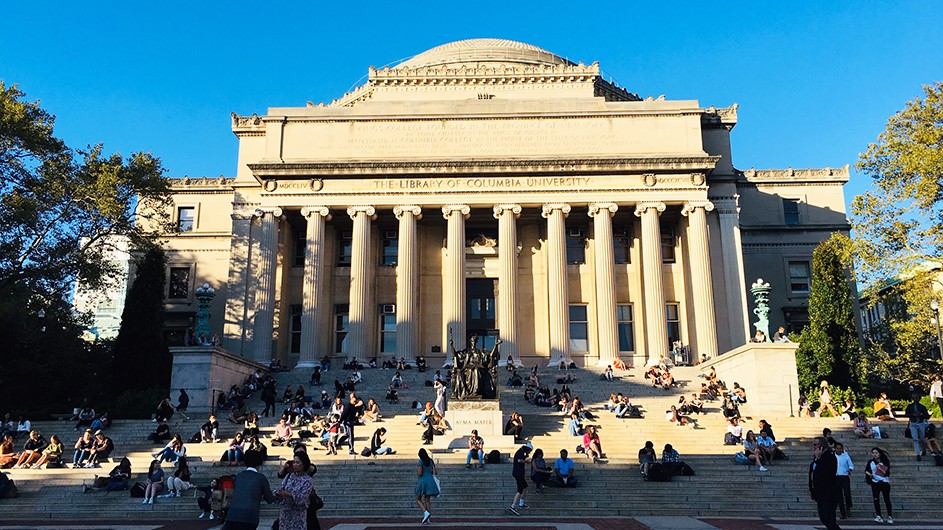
[2,2,941,210]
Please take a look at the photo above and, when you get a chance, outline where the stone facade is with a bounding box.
[145,39,850,369]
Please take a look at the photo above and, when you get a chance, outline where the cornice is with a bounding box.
[738,165,850,185]
[248,156,720,179]
[700,104,738,129]
[740,223,851,232]
[168,176,235,190]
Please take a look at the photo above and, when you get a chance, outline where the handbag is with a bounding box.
[432,474,442,494]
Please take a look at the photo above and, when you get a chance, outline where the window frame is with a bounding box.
[613,225,632,265]
[566,228,587,265]
[666,302,681,348]
[336,231,353,267]
[334,304,350,354]
[380,230,398,266]
[166,263,195,302]
[787,260,812,295]
[782,198,801,225]
[660,223,676,264]
[616,304,635,352]
[176,205,197,232]
[568,304,590,353]
[378,304,397,354]
[289,304,303,354]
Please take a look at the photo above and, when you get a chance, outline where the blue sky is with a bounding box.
[2,2,941,210]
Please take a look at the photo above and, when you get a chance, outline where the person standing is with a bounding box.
[222,450,276,530]
[339,392,361,455]
[834,442,854,519]
[809,436,841,530]
[414,448,439,525]
[433,379,447,417]
[508,442,532,515]
[274,451,314,530]
[865,447,893,524]
[176,389,190,421]
[931,374,943,416]
[819,381,839,417]
[904,393,931,460]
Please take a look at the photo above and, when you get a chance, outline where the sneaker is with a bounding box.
[209,513,215,520]
[507,506,520,516]
[199,513,207,519]
[519,503,529,509]
[917,455,922,462]
[142,499,149,505]
[421,510,430,524]
[887,516,893,524]
[874,515,884,523]
[478,464,484,470]
[466,464,472,469]
[759,466,768,472]
[82,485,91,493]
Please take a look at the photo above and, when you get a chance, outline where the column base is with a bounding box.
[547,357,574,368]
[294,360,319,369]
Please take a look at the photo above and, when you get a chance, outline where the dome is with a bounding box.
[395,38,574,69]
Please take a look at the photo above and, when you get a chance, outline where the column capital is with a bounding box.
[393,205,423,220]
[301,206,331,221]
[680,200,715,217]
[347,205,377,220]
[588,203,619,217]
[442,204,471,219]
[633,202,666,218]
[709,195,739,215]
[493,204,522,219]
[253,206,283,218]
[541,203,571,219]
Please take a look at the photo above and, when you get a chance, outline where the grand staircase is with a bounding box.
[4,362,940,522]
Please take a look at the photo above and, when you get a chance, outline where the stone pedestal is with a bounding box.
[699,342,800,417]
[433,400,516,451]
[170,346,269,414]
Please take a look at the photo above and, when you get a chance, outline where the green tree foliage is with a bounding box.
[853,81,943,285]
[112,245,169,393]
[0,81,172,300]
[795,235,864,394]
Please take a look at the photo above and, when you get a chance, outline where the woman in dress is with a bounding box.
[865,447,893,523]
[433,379,447,416]
[275,451,314,530]
[818,380,839,417]
[414,448,439,525]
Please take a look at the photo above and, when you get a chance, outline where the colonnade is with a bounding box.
[247,200,728,368]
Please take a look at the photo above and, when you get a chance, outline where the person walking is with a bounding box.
[176,389,190,421]
[834,442,854,519]
[905,394,931,460]
[221,450,276,530]
[931,374,943,416]
[508,442,532,515]
[809,436,841,530]
[274,451,314,530]
[414,448,439,525]
[865,447,893,524]
[433,379,447,417]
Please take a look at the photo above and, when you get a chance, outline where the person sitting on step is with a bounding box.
[200,415,219,443]
[370,427,394,456]
[742,430,769,471]
[567,413,583,437]
[153,434,185,465]
[582,425,604,463]
[362,398,381,423]
[504,411,524,441]
[386,384,400,404]
[32,434,64,469]
[466,430,485,469]
[272,417,293,446]
[87,430,114,467]
[553,449,577,487]
[638,441,656,478]
[72,429,94,468]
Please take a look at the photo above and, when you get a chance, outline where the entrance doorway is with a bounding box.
[466,278,499,351]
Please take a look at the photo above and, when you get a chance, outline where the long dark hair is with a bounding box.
[177,455,189,473]
[871,447,890,468]
[532,448,544,460]
[294,450,311,473]
[418,448,432,467]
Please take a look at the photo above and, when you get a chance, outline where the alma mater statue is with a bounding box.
[449,335,502,400]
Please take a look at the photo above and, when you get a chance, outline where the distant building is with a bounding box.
[859,262,943,346]
[72,235,130,340]
[140,39,851,368]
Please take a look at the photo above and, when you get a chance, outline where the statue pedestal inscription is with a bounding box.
[434,400,516,450]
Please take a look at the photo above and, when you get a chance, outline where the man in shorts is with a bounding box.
[508,442,532,515]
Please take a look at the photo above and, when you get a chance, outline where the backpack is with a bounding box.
[646,463,671,482]
[0,473,17,498]
[130,482,146,498]
[360,447,372,457]
[575,445,585,454]
[680,462,696,476]
[486,450,501,464]
[734,452,751,465]
[189,432,202,444]
[724,432,741,445]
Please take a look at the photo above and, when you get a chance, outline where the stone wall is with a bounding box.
[170,346,268,414]
[699,343,800,418]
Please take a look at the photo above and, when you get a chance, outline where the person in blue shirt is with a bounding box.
[553,448,577,487]
[566,413,582,437]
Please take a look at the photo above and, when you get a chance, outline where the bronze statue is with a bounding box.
[449,335,502,400]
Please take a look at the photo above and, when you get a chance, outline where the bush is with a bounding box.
[108,388,168,419]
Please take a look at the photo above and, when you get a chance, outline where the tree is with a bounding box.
[853,81,943,285]
[0,82,172,303]
[112,244,169,392]
[795,235,864,394]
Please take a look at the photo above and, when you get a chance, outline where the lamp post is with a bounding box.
[37,308,46,333]
[931,299,943,360]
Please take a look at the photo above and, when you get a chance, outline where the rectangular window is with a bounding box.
[334,305,349,354]
[661,224,675,263]
[613,227,632,264]
[293,230,305,268]
[789,261,811,294]
[289,304,302,354]
[381,230,398,266]
[666,303,681,349]
[168,266,191,300]
[617,304,635,352]
[337,232,352,266]
[568,304,589,353]
[783,198,801,225]
[566,229,586,264]
[177,207,195,232]
[379,305,396,353]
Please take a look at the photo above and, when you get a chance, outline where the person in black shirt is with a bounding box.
[201,415,220,443]
[904,394,931,460]
[176,389,190,421]
[507,442,532,515]
[809,436,841,530]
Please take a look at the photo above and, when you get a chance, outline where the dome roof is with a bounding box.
[396,38,574,69]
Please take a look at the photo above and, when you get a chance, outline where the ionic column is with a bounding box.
[252,207,282,364]
[347,206,376,362]
[296,207,331,369]
[542,203,571,367]
[442,204,470,366]
[394,206,422,364]
[589,203,620,366]
[682,201,718,359]
[714,197,750,345]
[634,202,668,362]
[494,204,522,366]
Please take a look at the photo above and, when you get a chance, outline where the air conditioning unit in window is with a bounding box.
[381,304,396,314]
[568,229,584,238]
[384,230,397,239]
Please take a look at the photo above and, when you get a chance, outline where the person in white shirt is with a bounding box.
[726,417,744,444]
[834,442,854,519]
[931,374,943,415]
